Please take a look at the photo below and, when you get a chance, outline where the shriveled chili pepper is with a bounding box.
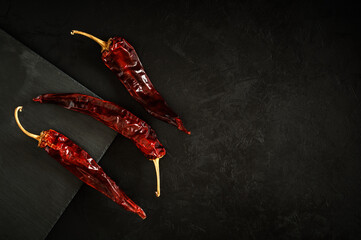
[14,106,146,219]
[70,30,190,135]
[33,93,164,197]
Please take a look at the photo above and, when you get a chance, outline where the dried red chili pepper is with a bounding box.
[33,93,164,197]
[14,106,146,219]
[70,30,190,135]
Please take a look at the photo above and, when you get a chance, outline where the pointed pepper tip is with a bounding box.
[32,96,42,103]
[138,209,147,220]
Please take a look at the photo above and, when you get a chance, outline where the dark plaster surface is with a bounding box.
[1,0,361,239]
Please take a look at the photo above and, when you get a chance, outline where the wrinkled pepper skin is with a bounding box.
[38,129,146,219]
[101,37,190,134]
[33,93,166,160]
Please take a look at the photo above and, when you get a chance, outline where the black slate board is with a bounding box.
[0,29,117,239]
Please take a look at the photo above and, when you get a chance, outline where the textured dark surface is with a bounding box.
[0,29,117,239]
[1,0,361,239]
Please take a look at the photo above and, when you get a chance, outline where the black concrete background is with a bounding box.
[1,0,361,239]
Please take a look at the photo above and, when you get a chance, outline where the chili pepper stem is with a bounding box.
[14,106,41,142]
[70,30,110,52]
[153,158,161,197]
